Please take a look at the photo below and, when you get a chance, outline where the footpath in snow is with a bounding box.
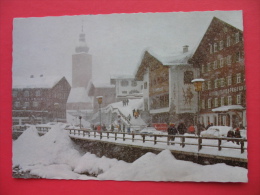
[13,124,248,182]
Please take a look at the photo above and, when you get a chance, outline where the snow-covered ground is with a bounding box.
[13,124,248,182]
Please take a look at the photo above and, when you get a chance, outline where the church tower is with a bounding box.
[72,26,92,88]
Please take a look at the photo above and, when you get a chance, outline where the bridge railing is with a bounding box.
[65,128,247,154]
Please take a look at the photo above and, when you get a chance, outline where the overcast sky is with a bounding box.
[12,11,243,85]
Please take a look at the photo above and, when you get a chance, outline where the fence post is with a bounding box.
[100,132,102,140]
[182,136,185,148]
[142,135,145,143]
[115,132,117,141]
[167,136,169,145]
[218,138,222,151]
[78,130,80,135]
[94,131,96,138]
[83,130,85,137]
[74,129,76,135]
[70,129,71,134]
[198,137,202,151]
[154,135,157,145]
[132,134,135,142]
[123,133,125,141]
[241,140,244,153]
[107,132,109,139]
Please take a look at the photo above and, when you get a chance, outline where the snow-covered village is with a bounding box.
[12,11,247,182]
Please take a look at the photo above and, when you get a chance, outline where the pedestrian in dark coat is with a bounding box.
[177,122,187,135]
[234,128,242,145]
[167,124,178,145]
[227,129,235,143]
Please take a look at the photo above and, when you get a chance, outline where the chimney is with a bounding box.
[30,75,34,78]
[183,45,189,53]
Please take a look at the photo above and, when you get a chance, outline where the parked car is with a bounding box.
[200,126,232,138]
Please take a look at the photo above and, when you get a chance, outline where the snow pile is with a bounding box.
[201,126,232,137]
[13,125,247,182]
[98,150,247,182]
[13,124,81,174]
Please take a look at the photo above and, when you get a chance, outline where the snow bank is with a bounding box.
[98,150,247,182]
[13,124,81,170]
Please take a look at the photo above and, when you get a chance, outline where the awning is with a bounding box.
[212,105,245,113]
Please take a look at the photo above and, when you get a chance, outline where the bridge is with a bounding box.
[12,126,248,168]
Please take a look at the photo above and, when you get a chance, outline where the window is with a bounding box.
[226,36,231,47]
[201,99,205,109]
[207,63,211,72]
[33,101,38,107]
[227,55,232,65]
[14,101,20,107]
[214,98,218,107]
[228,96,232,105]
[207,81,211,90]
[213,61,217,70]
[221,97,225,106]
[227,76,232,86]
[237,94,241,105]
[209,44,213,54]
[202,83,205,91]
[220,58,224,67]
[24,102,30,107]
[121,80,129,86]
[131,81,137,87]
[208,99,212,109]
[214,43,218,52]
[36,90,41,96]
[220,78,225,87]
[214,79,218,88]
[201,64,205,73]
[235,32,239,43]
[237,73,241,83]
[236,52,240,62]
[24,91,29,97]
[144,82,147,89]
[184,71,194,84]
[219,40,224,50]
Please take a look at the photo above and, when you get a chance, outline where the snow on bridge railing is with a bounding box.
[64,128,247,154]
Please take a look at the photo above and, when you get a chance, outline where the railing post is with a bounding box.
[100,132,102,140]
[70,129,71,134]
[107,132,109,139]
[218,138,222,151]
[115,132,117,141]
[132,134,135,142]
[198,137,202,151]
[241,139,244,153]
[94,131,96,138]
[88,131,90,137]
[182,136,185,148]
[123,133,125,141]
[154,135,157,145]
[167,136,169,145]
[74,129,76,135]
[83,130,85,137]
[142,135,145,143]
[78,130,80,135]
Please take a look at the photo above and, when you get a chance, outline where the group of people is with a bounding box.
[227,128,242,145]
[122,99,129,106]
[167,122,188,144]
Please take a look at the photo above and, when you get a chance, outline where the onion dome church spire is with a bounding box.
[75,22,89,53]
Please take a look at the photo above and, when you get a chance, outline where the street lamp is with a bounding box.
[96,96,103,130]
[191,79,205,125]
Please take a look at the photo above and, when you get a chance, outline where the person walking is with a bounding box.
[177,122,187,135]
[234,128,242,145]
[167,123,178,145]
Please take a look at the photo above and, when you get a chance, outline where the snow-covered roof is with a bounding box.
[110,73,135,80]
[13,75,63,89]
[212,105,245,112]
[147,48,194,66]
[67,87,92,103]
[91,81,115,89]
